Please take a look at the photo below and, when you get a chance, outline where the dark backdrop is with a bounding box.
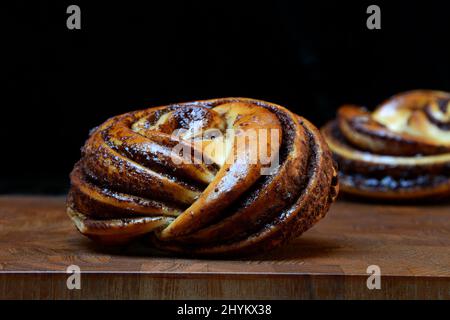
[4,0,450,193]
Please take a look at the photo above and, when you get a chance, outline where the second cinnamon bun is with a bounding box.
[322,90,450,200]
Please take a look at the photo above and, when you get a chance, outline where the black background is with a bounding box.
[4,0,450,194]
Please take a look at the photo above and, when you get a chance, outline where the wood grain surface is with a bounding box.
[0,196,449,299]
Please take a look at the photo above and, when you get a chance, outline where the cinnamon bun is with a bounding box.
[67,98,338,256]
[322,90,450,200]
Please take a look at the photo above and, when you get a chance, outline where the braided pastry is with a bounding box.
[322,90,450,200]
[67,98,338,256]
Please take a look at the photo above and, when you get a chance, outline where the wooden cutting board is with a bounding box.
[0,196,449,299]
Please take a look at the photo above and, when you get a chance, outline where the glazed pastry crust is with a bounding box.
[322,90,450,201]
[67,98,338,256]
